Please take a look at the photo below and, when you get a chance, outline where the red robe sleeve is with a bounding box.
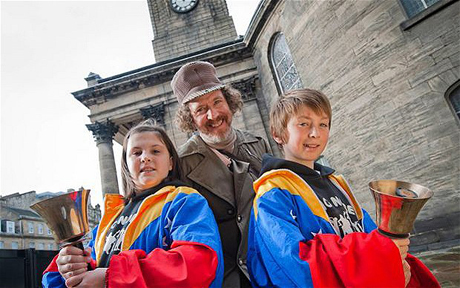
[107,240,218,288]
[299,230,439,288]
[406,254,440,288]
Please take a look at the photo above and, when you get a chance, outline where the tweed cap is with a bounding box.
[171,61,225,105]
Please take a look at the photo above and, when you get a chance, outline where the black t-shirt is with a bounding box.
[259,155,363,238]
[98,197,142,268]
[311,173,363,237]
[98,180,185,268]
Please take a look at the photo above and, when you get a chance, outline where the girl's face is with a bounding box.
[126,131,173,191]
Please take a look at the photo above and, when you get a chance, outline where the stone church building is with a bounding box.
[72,0,459,249]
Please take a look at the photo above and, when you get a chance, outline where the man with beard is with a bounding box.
[172,61,270,288]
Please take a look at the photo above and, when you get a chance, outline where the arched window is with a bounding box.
[446,80,460,125]
[269,32,303,95]
[399,0,441,18]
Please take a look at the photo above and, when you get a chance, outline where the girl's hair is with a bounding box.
[121,119,181,199]
[175,85,243,132]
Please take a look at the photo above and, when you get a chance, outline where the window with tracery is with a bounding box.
[446,80,460,125]
[269,32,303,95]
[399,0,441,18]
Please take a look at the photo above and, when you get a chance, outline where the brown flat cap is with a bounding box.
[171,61,225,105]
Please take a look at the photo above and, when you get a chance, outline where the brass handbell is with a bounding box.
[30,189,91,249]
[369,180,433,239]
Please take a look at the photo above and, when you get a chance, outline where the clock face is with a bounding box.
[170,0,199,13]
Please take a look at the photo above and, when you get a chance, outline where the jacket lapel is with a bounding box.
[186,145,236,207]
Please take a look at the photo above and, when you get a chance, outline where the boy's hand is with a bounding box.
[403,260,411,287]
[391,238,410,259]
[56,246,92,281]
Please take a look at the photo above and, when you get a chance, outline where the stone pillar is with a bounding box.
[86,120,120,196]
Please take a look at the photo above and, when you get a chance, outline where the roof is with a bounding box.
[2,206,40,219]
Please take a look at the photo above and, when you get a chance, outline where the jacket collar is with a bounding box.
[260,154,335,178]
[179,130,257,207]
[179,129,260,158]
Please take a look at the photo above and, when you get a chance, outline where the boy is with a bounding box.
[247,89,439,287]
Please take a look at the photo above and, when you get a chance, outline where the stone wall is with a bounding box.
[252,0,460,242]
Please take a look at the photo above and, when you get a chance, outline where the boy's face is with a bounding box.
[275,105,330,169]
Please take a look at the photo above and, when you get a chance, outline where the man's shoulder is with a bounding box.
[177,134,206,158]
[235,129,265,144]
[177,135,218,173]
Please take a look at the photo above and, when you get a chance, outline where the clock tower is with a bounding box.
[147,0,238,62]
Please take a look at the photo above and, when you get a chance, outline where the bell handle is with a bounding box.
[63,240,93,271]
[378,228,410,239]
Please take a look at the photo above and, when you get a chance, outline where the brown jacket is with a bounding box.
[178,129,270,288]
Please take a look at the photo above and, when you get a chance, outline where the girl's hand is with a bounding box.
[56,246,92,281]
[66,268,107,288]
[403,260,411,287]
[391,237,410,260]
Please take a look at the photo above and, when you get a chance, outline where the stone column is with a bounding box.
[86,120,120,196]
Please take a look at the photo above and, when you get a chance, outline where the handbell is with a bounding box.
[369,180,433,239]
[30,189,91,248]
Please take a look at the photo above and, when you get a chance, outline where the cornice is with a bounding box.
[72,39,253,108]
[244,0,280,50]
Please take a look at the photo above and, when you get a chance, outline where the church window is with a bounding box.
[399,0,441,18]
[446,80,460,125]
[269,32,303,95]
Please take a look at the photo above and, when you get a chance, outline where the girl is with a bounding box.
[42,120,224,288]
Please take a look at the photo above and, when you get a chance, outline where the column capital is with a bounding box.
[140,103,165,126]
[86,120,118,145]
[232,76,258,101]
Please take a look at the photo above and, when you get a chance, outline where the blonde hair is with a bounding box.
[270,88,332,150]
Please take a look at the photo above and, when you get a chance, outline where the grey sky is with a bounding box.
[1,0,259,207]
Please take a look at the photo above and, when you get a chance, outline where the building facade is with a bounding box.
[247,0,459,247]
[0,191,101,250]
[73,0,459,248]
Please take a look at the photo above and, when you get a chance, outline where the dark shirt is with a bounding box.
[260,154,363,238]
[98,180,184,268]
